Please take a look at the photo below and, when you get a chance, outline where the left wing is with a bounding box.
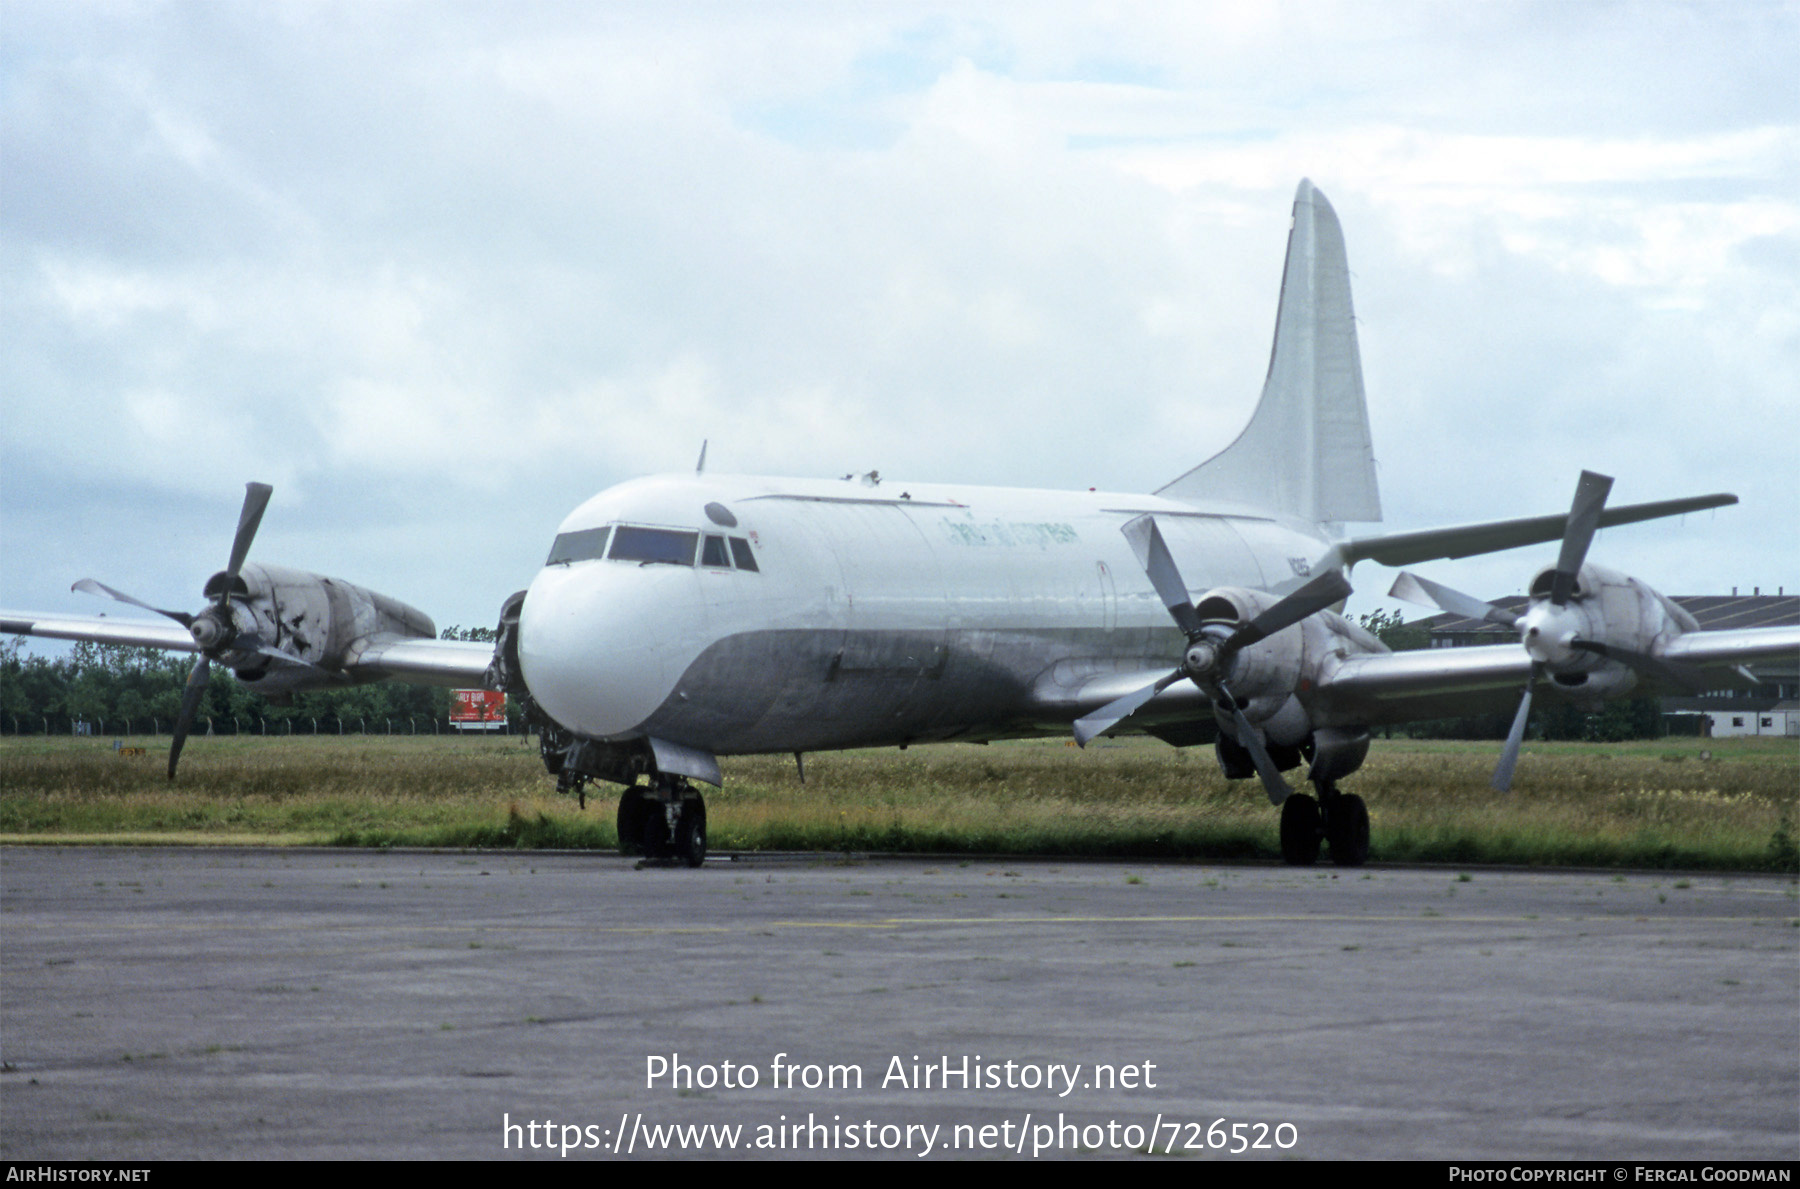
[1661,626,1800,668]
[1039,620,1798,749]
[1311,625,1800,723]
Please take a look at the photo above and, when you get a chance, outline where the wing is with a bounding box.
[1029,659,1209,729]
[2,610,200,653]
[345,636,496,686]
[1313,627,1800,727]
[1661,626,1800,668]
[3,609,496,688]
[1312,644,1534,725]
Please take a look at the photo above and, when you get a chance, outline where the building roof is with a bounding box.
[1419,593,1798,638]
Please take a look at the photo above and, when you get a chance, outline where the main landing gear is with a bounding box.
[1279,782,1368,867]
[616,778,707,868]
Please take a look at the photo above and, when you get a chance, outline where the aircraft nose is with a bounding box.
[517,563,704,739]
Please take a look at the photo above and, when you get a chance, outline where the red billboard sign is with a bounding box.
[450,689,507,725]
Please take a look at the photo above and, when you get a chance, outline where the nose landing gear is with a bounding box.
[617,778,707,867]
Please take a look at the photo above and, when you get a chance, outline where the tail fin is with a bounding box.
[1157,179,1382,526]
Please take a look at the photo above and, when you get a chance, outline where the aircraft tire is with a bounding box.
[1279,793,1321,865]
[1326,794,1370,867]
[674,798,707,868]
[617,791,648,857]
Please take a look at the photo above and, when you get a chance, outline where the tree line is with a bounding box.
[0,626,520,736]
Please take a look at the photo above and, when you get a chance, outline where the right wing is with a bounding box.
[2,610,200,654]
[2,609,495,688]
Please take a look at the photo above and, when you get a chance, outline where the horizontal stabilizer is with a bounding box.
[1333,491,1737,569]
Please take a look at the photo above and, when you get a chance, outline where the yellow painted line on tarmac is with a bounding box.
[0,833,334,846]
[6,913,1761,936]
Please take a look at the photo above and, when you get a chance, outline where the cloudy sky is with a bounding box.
[4,1,1796,645]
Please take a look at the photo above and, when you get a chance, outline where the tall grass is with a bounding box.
[1,734,1793,870]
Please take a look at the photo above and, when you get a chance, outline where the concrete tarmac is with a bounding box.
[1,846,1795,1161]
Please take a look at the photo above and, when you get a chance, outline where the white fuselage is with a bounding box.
[517,473,1335,755]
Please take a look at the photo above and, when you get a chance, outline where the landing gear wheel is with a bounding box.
[673,798,707,868]
[1280,793,1321,866]
[1326,793,1369,868]
[616,790,648,857]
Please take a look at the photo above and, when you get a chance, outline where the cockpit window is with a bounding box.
[546,523,755,571]
[546,526,610,566]
[609,526,699,566]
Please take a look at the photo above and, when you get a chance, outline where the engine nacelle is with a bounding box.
[1193,584,1384,782]
[199,562,436,692]
[1193,587,1305,721]
[1519,561,1696,705]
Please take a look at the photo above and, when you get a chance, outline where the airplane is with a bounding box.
[7,180,1796,869]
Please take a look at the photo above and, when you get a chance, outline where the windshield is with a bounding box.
[545,526,611,566]
[609,526,699,566]
[545,523,758,571]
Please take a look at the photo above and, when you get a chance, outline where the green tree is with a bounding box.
[1357,608,1430,651]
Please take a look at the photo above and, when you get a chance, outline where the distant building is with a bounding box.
[1415,590,1798,737]
[1705,701,1800,738]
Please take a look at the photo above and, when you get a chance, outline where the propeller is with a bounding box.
[70,579,194,627]
[1389,470,1703,791]
[1563,638,1706,692]
[1074,515,1352,804]
[1490,663,1541,793]
[1388,571,1517,629]
[74,482,275,779]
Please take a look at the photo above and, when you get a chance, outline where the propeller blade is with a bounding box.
[1217,681,1290,805]
[1567,639,1707,693]
[1120,516,1202,637]
[1220,569,1352,666]
[72,579,194,627]
[224,482,273,583]
[230,632,325,674]
[1389,571,1520,628]
[1549,471,1612,605]
[168,655,210,780]
[1491,663,1540,792]
[1073,669,1186,746]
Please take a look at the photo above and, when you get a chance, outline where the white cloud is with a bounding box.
[2,0,1795,633]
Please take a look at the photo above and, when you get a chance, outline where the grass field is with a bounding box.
[0,732,1794,871]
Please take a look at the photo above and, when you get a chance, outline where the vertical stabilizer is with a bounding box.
[1157,180,1382,525]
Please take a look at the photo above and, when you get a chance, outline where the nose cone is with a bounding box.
[518,563,707,739]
